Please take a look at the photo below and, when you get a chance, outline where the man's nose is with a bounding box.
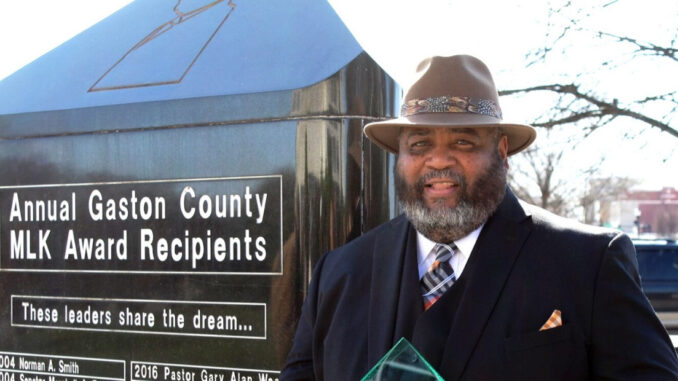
[425,145,456,169]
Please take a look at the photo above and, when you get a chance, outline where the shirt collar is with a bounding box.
[416,223,484,266]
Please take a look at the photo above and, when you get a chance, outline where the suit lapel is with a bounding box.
[439,190,532,380]
[367,215,422,368]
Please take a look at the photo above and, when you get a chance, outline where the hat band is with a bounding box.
[400,95,503,119]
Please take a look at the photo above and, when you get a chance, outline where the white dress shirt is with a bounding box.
[416,224,484,280]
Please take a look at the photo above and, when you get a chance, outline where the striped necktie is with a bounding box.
[421,243,457,310]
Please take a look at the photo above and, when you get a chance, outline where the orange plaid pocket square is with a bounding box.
[539,309,562,331]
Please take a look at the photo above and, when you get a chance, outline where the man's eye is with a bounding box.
[411,140,429,147]
[456,140,473,146]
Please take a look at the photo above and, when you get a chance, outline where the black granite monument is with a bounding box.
[0,0,399,379]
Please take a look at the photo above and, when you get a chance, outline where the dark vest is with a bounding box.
[390,225,473,369]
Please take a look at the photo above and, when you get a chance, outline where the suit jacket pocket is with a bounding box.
[504,324,577,381]
[505,323,573,352]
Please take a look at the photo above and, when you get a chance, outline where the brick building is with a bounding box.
[611,187,678,238]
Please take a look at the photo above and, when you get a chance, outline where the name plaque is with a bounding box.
[0,176,282,275]
[0,351,126,381]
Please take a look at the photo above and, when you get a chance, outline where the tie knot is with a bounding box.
[434,243,456,263]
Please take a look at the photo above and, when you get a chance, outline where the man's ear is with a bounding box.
[498,135,509,169]
[397,126,406,153]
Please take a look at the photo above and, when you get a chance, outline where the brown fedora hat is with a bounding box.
[364,55,536,155]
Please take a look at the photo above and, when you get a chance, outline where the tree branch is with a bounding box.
[499,84,678,138]
[597,31,678,62]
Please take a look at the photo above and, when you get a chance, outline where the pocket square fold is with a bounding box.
[539,309,562,331]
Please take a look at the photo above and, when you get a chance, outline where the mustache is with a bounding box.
[415,169,465,190]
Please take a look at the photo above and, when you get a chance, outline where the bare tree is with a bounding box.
[508,124,596,218]
[501,0,677,137]
[509,141,567,215]
[580,176,639,225]
[503,0,676,218]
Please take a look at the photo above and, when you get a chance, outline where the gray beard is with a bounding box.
[395,150,507,243]
[399,197,494,243]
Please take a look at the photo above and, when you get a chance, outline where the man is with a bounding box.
[281,55,678,380]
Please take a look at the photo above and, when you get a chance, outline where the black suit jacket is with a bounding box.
[282,190,678,380]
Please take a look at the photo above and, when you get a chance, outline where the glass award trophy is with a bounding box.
[361,338,444,380]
